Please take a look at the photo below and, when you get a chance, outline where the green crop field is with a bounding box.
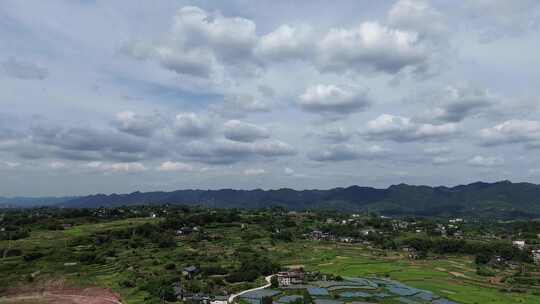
[2,214,540,304]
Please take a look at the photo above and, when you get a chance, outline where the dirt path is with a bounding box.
[228,275,273,304]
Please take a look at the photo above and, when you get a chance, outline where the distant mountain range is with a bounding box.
[4,181,540,218]
[0,196,74,208]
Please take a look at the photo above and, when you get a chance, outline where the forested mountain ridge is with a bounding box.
[49,180,540,218]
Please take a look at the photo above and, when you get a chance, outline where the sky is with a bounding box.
[1,0,540,196]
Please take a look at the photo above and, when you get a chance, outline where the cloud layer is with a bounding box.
[1,0,539,195]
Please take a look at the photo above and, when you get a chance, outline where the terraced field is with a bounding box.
[2,218,540,304]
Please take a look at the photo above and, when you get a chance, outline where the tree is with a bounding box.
[270,275,279,288]
[262,296,273,304]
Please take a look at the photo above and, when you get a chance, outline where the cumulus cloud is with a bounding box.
[157,161,193,172]
[124,6,258,78]
[174,112,211,138]
[155,47,215,78]
[420,86,498,123]
[2,58,49,80]
[388,0,448,40]
[308,144,387,162]
[223,120,270,142]
[479,120,540,148]
[365,114,459,142]
[298,84,370,115]
[124,6,435,78]
[32,126,139,153]
[114,111,162,137]
[467,155,504,167]
[316,22,428,74]
[256,24,315,61]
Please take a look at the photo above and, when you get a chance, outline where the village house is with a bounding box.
[277,268,305,287]
[183,265,199,279]
[488,255,507,267]
[402,247,420,260]
[512,240,526,250]
[360,228,376,236]
[210,296,228,304]
[184,294,211,304]
[176,226,199,236]
[307,230,335,241]
[339,237,355,243]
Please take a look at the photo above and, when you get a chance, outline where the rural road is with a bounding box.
[228,275,273,303]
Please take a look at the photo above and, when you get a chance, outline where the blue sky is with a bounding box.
[1,0,540,196]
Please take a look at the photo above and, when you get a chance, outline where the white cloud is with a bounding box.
[467,155,504,167]
[366,114,459,142]
[108,162,147,173]
[114,111,161,137]
[308,144,388,162]
[420,85,499,123]
[256,24,315,61]
[223,120,270,142]
[84,161,147,173]
[316,22,428,74]
[479,120,540,147]
[171,6,258,64]
[388,0,448,40]
[155,47,215,78]
[174,112,211,137]
[49,161,67,170]
[243,168,266,176]
[125,6,259,78]
[2,161,21,168]
[298,84,370,114]
[284,167,295,175]
[432,156,456,165]
[157,161,193,172]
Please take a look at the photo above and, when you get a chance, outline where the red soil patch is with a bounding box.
[1,282,122,304]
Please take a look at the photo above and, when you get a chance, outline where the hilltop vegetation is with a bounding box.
[39,181,540,219]
[1,206,540,303]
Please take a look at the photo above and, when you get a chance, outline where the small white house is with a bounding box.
[512,240,526,250]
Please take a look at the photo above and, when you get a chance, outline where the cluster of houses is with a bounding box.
[276,268,305,286]
[176,226,200,236]
[172,265,229,304]
[511,240,540,265]
[305,230,336,241]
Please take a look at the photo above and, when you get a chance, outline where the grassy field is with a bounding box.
[279,242,540,304]
[2,218,540,304]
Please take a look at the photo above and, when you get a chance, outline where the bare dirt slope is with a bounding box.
[0,281,122,304]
